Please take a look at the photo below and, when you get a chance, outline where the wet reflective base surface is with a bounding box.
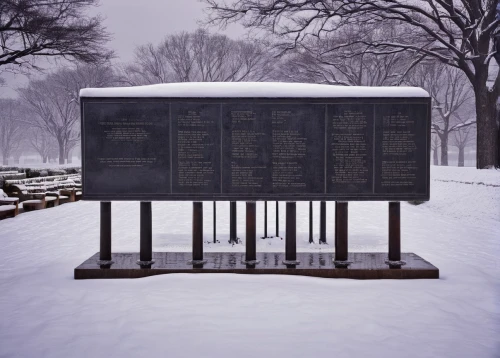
[75,252,439,280]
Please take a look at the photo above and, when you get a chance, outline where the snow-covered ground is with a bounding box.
[0,166,499,357]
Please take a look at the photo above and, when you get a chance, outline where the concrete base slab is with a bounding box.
[75,252,439,280]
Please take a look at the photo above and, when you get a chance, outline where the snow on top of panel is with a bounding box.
[80,82,429,98]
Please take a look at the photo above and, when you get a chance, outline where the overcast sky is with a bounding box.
[0,0,247,98]
[92,0,246,62]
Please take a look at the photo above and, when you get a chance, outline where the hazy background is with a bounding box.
[0,0,482,167]
[0,0,246,98]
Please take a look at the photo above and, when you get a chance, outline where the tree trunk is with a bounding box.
[2,153,8,166]
[58,141,65,165]
[66,149,72,164]
[433,148,439,165]
[42,155,47,163]
[440,135,448,166]
[475,83,499,168]
[458,147,465,167]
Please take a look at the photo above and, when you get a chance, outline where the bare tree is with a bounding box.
[48,145,59,163]
[277,23,414,86]
[0,98,24,165]
[407,63,475,166]
[65,136,80,163]
[54,63,117,105]
[20,63,115,164]
[205,0,500,168]
[431,134,440,166]
[28,128,54,163]
[118,43,172,85]
[11,145,24,164]
[20,75,78,164]
[119,29,276,85]
[162,31,196,82]
[452,125,476,167]
[60,63,116,162]
[0,0,113,77]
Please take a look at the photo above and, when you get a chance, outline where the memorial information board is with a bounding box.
[81,98,430,201]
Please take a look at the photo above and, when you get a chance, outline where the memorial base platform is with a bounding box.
[75,252,439,280]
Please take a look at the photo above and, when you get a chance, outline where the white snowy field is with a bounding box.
[0,166,499,358]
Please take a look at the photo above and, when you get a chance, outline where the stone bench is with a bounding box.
[19,194,60,212]
[60,189,77,203]
[45,195,59,208]
[22,199,45,212]
[0,190,19,219]
[0,204,17,220]
[0,196,19,214]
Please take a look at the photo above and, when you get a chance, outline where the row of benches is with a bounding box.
[0,174,82,220]
[0,188,82,220]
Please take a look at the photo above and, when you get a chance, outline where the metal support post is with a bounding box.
[138,201,154,267]
[191,202,206,265]
[334,202,350,267]
[283,202,299,266]
[309,201,313,243]
[386,202,405,268]
[229,201,238,244]
[319,201,326,244]
[244,202,259,265]
[98,201,113,266]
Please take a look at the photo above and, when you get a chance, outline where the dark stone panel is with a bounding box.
[222,103,325,194]
[171,103,221,194]
[222,104,272,194]
[81,97,430,201]
[268,104,325,194]
[83,102,169,196]
[374,103,428,194]
[327,104,374,194]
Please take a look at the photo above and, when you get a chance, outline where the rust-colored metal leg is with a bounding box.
[244,202,259,266]
[229,201,238,244]
[334,202,351,267]
[319,201,326,243]
[309,201,313,244]
[264,201,268,238]
[276,201,279,237]
[386,202,406,268]
[191,202,206,266]
[283,202,300,266]
[138,201,154,267]
[98,201,113,266]
[213,201,217,243]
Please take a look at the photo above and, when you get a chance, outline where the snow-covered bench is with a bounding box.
[4,175,81,202]
[0,171,19,175]
[2,184,33,202]
[4,174,80,186]
[0,189,19,219]
[21,192,59,211]
[3,184,62,211]
[0,204,17,219]
[22,198,46,212]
